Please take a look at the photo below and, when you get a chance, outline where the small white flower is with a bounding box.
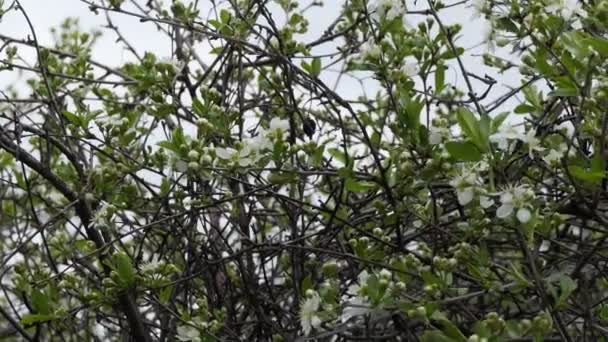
[386,1,405,21]
[176,324,200,341]
[429,126,449,145]
[215,147,237,160]
[341,297,372,322]
[300,292,322,335]
[360,40,381,59]
[401,60,419,77]
[545,0,584,20]
[490,124,523,150]
[269,36,279,48]
[457,188,475,206]
[521,129,545,157]
[470,0,486,18]
[480,20,495,51]
[215,145,256,167]
[480,195,494,208]
[543,144,565,165]
[449,170,480,206]
[174,160,189,173]
[140,259,163,273]
[495,184,534,221]
[496,202,514,218]
[268,117,290,137]
[369,0,405,21]
[348,271,369,295]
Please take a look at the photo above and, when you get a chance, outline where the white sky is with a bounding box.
[0,0,524,115]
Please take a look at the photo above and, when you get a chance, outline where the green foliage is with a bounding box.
[0,0,607,340]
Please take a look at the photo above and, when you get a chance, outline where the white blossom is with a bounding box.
[341,297,372,322]
[360,40,381,59]
[369,0,406,21]
[348,271,370,295]
[215,145,257,167]
[480,195,494,209]
[300,292,322,335]
[521,129,545,157]
[401,59,419,77]
[480,19,495,51]
[545,0,584,20]
[429,126,449,145]
[496,184,534,222]
[543,144,567,165]
[449,171,479,206]
[470,0,486,18]
[490,124,524,150]
[516,207,532,223]
[176,324,200,341]
[267,117,290,137]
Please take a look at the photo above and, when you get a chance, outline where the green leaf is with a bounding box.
[21,313,56,325]
[300,276,313,294]
[31,289,51,314]
[456,108,486,150]
[63,111,84,127]
[328,148,347,164]
[457,108,478,140]
[366,274,383,304]
[268,171,298,185]
[220,9,231,24]
[491,112,509,133]
[159,285,173,304]
[548,88,578,97]
[556,275,577,308]
[192,98,206,117]
[592,153,605,172]
[514,104,536,114]
[431,311,468,342]
[445,141,482,161]
[345,178,377,192]
[113,252,136,288]
[310,57,321,77]
[421,330,456,342]
[568,165,605,183]
[435,63,445,92]
[587,36,608,57]
[440,47,465,60]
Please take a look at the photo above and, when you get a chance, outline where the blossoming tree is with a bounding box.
[0,0,607,340]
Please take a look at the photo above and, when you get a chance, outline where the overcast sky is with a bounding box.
[0,0,523,115]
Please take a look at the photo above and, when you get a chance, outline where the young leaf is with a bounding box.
[310,57,321,77]
[113,252,136,288]
[445,141,482,161]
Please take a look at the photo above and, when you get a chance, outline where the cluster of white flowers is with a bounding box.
[401,58,419,77]
[215,117,289,167]
[369,0,406,21]
[543,143,568,165]
[496,184,535,223]
[470,0,487,18]
[449,162,491,207]
[176,324,200,341]
[490,125,544,157]
[544,0,584,21]
[92,201,116,226]
[429,125,451,145]
[360,40,382,60]
[300,290,322,335]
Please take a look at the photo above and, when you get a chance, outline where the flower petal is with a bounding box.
[496,203,514,218]
[480,195,494,209]
[457,188,474,205]
[516,208,532,223]
[215,147,235,159]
